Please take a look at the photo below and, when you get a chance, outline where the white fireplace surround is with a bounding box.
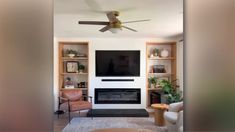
[54,37,183,110]
[89,39,146,109]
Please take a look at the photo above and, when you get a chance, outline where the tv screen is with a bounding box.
[96,50,140,76]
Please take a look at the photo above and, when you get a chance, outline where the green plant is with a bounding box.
[158,79,173,93]
[78,64,85,70]
[158,79,182,103]
[65,49,77,54]
[153,48,159,55]
[148,76,157,88]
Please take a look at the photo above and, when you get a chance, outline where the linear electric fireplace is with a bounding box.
[95,88,141,104]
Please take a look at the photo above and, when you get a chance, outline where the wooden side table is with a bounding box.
[151,103,169,126]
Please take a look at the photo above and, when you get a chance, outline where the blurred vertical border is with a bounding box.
[185,0,235,131]
[0,0,53,131]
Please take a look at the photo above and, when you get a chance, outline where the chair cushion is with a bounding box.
[60,101,92,112]
[70,101,92,111]
[61,89,82,102]
[164,112,178,124]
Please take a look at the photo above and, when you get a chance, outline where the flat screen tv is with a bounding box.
[96,50,140,76]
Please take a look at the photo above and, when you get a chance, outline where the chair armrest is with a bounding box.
[58,96,69,101]
[83,95,92,98]
[83,95,93,103]
[58,96,70,111]
[169,101,183,112]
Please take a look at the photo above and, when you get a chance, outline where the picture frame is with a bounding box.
[66,61,79,73]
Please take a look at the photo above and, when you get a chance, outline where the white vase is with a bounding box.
[160,49,169,57]
[68,54,75,58]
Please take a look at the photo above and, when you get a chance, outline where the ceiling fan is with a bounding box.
[78,11,150,33]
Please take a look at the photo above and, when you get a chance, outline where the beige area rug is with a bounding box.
[62,117,167,132]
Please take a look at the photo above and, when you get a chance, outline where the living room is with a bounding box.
[54,0,183,132]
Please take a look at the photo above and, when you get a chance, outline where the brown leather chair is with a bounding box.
[58,89,93,123]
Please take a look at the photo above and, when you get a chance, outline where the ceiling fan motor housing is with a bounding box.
[110,20,122,28]
[112,11,119,16]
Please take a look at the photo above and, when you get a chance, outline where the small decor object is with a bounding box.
[77,82,82,88]
[64,77,74,89]
[78,64,85,73]
[152,65,166,73]
[148,76,157,88]
[80,82,86,88]
[153,48,159,57]
[150,54,154,58]
[160,49,169,58]
[65,49,77,58]
[76,53,86,57]
[66,61,79,73]
[77,82,86,88]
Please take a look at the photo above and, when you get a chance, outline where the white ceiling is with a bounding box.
[54,0,183,38]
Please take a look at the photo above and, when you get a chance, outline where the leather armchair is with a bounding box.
[164,101,183,132]
[58,89,93,123]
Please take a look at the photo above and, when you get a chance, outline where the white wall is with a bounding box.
[53,37,183,110]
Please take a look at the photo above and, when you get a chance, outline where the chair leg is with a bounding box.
[68,100,71,124]
[68,111,71,124]
[57,112,60,119]
[79,111,80,116]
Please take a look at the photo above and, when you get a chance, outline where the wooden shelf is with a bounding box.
[62,57,88,60]
[148,57,175,60]
[148,88,163,91]
[58,42,89,95]
[148,73,174,76]
[61,73,88,75]
[61,88,88,90]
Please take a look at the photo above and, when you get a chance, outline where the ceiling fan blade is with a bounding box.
[122,19,151,24]
[78,21,109,25]
[106,11,119,22]
[99,25,111,32]
[122,26,137,32]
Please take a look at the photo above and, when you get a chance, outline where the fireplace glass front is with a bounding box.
[95,88,141,104]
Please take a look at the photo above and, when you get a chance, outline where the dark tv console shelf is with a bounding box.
[102,79,134,82]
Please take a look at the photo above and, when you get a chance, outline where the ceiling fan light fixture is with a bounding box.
[109,28,122,33]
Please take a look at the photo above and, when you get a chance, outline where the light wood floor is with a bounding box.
[53,111,154,132]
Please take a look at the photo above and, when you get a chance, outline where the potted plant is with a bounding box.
[153,48,159,57]
[148,76,157,88]
[78,64,85,73]
[158,79,182,104]
[66,49,77,58]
